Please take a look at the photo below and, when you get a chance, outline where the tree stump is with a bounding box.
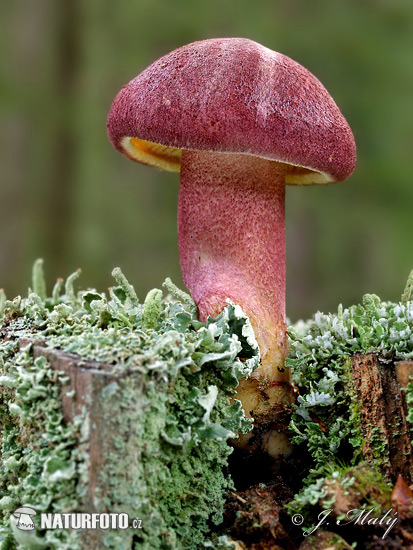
[350,353,413,484]
[17,337,143,549]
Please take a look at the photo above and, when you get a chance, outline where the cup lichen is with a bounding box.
[286,275,413,521]
[0,263,259,549]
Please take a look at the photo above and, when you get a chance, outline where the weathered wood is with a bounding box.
[19,337,116,423]
[18,338,140,549]
[350,353,413,484]
[395,360,413,390]
[7,341,412,549]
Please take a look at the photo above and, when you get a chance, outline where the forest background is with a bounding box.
[1,0,412,320]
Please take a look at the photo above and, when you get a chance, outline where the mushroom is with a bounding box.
[13,507,37,531]
[107,38,356,456]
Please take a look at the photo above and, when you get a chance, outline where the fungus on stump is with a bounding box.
[107,38,356,456]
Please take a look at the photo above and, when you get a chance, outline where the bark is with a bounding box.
[17,337,138,549]
[350,353,413,483]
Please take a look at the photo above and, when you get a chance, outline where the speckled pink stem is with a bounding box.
[178,150,291,420]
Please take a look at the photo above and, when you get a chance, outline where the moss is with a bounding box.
[286,462,391,528]
[0,264,259,549]
[345,465,391,511]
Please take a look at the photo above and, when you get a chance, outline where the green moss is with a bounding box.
[346,465,391,510]
[0,264,259,549]
[285,462,391,525]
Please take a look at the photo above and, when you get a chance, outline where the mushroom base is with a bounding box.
[178,149,291,454]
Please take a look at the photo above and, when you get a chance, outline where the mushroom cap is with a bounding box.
[13,507,37,517]
[107,38,356,184]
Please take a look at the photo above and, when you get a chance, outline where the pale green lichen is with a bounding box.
[402,268,413,303]
[288,292,413,472]
[141,288,163,329]
[0,292,5,319]
[162,277,197,318]
[286,274,413,520]
[111,267,139,307]
[0,343,83,550]
[31,259,47,302]
[64,269,81,305]
[0,264,259,550]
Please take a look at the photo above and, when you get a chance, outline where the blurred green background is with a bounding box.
[1,0,412,321]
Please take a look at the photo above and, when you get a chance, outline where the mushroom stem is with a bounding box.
[178,150,291,424]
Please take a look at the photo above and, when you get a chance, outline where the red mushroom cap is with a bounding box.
[107,38,356,184]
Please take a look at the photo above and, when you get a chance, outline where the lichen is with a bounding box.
[286,277,413,520]
[285,462,391,526]
[0,342,83,550]
[0,263,259,549]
